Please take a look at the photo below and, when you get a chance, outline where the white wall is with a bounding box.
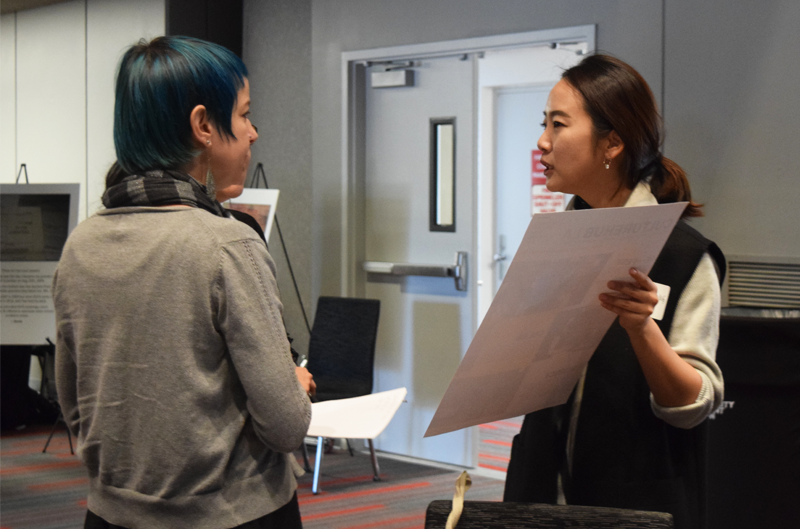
[2,0,165,390]
[0,0,166,220]
[15,1,87,211]
[86,0,166,214]
[1,15,19,184]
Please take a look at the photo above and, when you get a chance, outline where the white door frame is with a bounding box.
[338,26,594,464]
[476,42,593,323]
[340,25,595,308]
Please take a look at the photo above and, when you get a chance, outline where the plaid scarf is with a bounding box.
[102,169,228,218]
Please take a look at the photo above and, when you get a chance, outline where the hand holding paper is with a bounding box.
[599,267,661,332]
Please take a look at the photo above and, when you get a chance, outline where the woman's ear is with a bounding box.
[189,104,212,147]
[604,130,625,162]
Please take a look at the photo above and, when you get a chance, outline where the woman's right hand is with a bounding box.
[295,367,316,396]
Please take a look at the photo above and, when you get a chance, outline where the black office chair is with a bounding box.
[304,296,381,494]
[425,501,674,528]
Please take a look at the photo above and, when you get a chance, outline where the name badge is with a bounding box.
[652,282,671,321]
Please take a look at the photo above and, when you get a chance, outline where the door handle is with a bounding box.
[363,251,468,292]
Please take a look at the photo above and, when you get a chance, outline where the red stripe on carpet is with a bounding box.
[0,426,53,439]
[493,420,522,428]
[301,504,384,521]
[78,499,87,506]
[9,437,72,449]
[297,474,384,493]
[341,514,426,529]
[28,477,89,491]
[482,439,512,447]
[479,463,508,472]
[300,481,430,505]
[0,460,82,476]
[478,423,498,430]
[1,448,51,457]
[479,453,510,462]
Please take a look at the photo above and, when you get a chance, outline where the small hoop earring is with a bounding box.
[603,159,610,170]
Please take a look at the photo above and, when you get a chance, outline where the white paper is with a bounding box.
[651,282,671,321]
[226,188,280,241]
[425,203,687,437]
[307,387,407,439]
[0,262,58,345]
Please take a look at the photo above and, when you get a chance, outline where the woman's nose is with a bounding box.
[249,124,258,144]
[537,130,550,153]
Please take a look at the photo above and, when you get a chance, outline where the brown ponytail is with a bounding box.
[651,156,702,217]
[562,54,702,218]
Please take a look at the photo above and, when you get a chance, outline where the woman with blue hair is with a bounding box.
[53,36,313,529]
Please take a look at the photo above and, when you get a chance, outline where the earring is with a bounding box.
[205,147,216,200]
[205,166,216,199]
[603,159,610,170]
[206,140,211,146]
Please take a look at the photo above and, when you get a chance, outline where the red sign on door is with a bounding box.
[531,149,565,215]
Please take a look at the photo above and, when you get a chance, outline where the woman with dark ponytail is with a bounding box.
[504,54,725,529]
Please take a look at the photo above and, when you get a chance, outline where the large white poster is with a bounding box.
[426,202,687,437]
[1,185,79,346]
[1,262,59,345]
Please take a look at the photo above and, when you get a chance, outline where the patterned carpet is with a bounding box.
[1,419,521,529]
[477,416,523,474]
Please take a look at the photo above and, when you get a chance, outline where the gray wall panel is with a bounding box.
[242,0,798,324]
[664,0,800,260]
[243,0,313,354]
[310,0,663,297]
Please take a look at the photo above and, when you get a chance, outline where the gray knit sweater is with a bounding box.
[53,206,312,529]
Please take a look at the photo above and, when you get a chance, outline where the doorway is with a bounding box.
[341,26,595,467]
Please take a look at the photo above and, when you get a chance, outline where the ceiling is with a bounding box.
[2,0,74,16]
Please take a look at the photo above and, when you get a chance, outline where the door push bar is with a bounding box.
[363,251,468,292]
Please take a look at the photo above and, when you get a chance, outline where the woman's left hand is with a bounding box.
[599,268,659,333]
[295,367,317,396]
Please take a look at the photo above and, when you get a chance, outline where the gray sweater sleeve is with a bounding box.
[216,238,312,453]
[53,269,81,440]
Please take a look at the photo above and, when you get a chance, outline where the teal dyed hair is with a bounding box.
[112,36,248,177]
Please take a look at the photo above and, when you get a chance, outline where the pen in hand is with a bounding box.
[295,357,316,398]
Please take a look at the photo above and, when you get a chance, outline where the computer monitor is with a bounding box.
[1,184,80,345]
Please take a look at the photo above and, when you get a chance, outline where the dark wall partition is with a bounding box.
[708,311,800,528]
[166,0,243,57]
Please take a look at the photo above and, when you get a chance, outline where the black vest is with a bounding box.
[504,220,725,529]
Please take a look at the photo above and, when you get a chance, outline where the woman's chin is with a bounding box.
[216,185,244,203]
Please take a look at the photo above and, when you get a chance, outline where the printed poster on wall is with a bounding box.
[0,184,80,346]
[531,149,566,214]
[225,188,280,241]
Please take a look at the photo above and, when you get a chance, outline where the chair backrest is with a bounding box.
[306,296,380,401]
[425,501,674,529]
